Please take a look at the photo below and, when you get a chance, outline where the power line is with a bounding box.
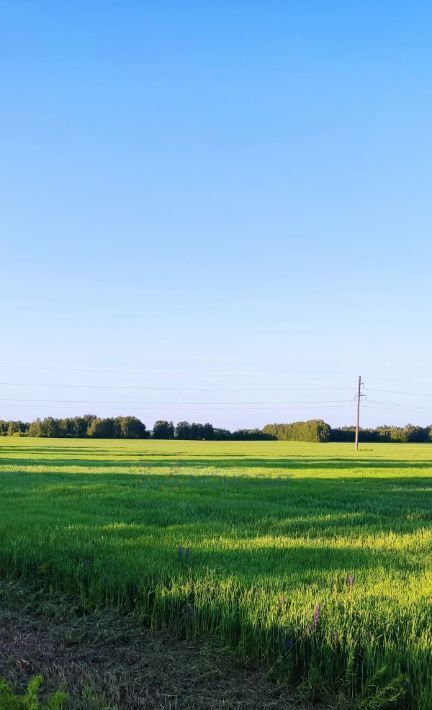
[3,367,432,422]
[0,381,355,392]
[368,387,432,398]
[366,401,432,415]
[354,376,365,451]
[0,397,352,406]
[0,363,349,380]
[1,402,354,413]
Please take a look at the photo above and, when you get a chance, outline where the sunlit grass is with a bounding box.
[1,437,432,706]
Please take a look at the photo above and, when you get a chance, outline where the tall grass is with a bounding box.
[1,438,432,707]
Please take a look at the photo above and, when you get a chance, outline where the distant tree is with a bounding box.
[82,414,97,436]
[57,417,71,437]
[152,420,174,439]
[175,421,215,440]
[7,420,28,436]
[39,417,60,438]
[401,424,428,443]
[117,416,147,439]
[70,416,90,437]
[202,423,214,440]
[264,420,330,442]
[87,418,103,438]
[88,417,120,438]
[28,419,42,437]
[213,428,232,440]
[175,421,191,439]
[190,422,204,439]
[232,428,276,441]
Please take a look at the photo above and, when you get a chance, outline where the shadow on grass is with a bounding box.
[2,466,432,543]
[3,456,432,471]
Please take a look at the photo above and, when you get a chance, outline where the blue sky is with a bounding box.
[1,1,432,429]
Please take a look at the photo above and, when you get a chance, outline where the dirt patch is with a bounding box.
[0,580,312,709]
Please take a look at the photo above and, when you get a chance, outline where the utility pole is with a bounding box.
[354,376,364,451]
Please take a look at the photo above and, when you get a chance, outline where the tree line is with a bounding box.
[263,420,331,442]
[264,420,432,443]
[330,424,432,443]
[2,416,432,442]
[0,416,275,441]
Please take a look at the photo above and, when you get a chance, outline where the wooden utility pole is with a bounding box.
[354,375,363,451]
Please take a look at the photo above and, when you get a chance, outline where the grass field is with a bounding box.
[1,438,432,708]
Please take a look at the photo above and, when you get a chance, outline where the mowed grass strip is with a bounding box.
[1,438,432,707]
[0,579,303,710]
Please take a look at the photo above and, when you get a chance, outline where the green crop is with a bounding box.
[1,438,431,707]
[0,675,67,709]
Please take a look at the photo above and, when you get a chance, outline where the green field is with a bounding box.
[1,438,432,707]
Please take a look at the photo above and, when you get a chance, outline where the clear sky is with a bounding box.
[1,1,432,429]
